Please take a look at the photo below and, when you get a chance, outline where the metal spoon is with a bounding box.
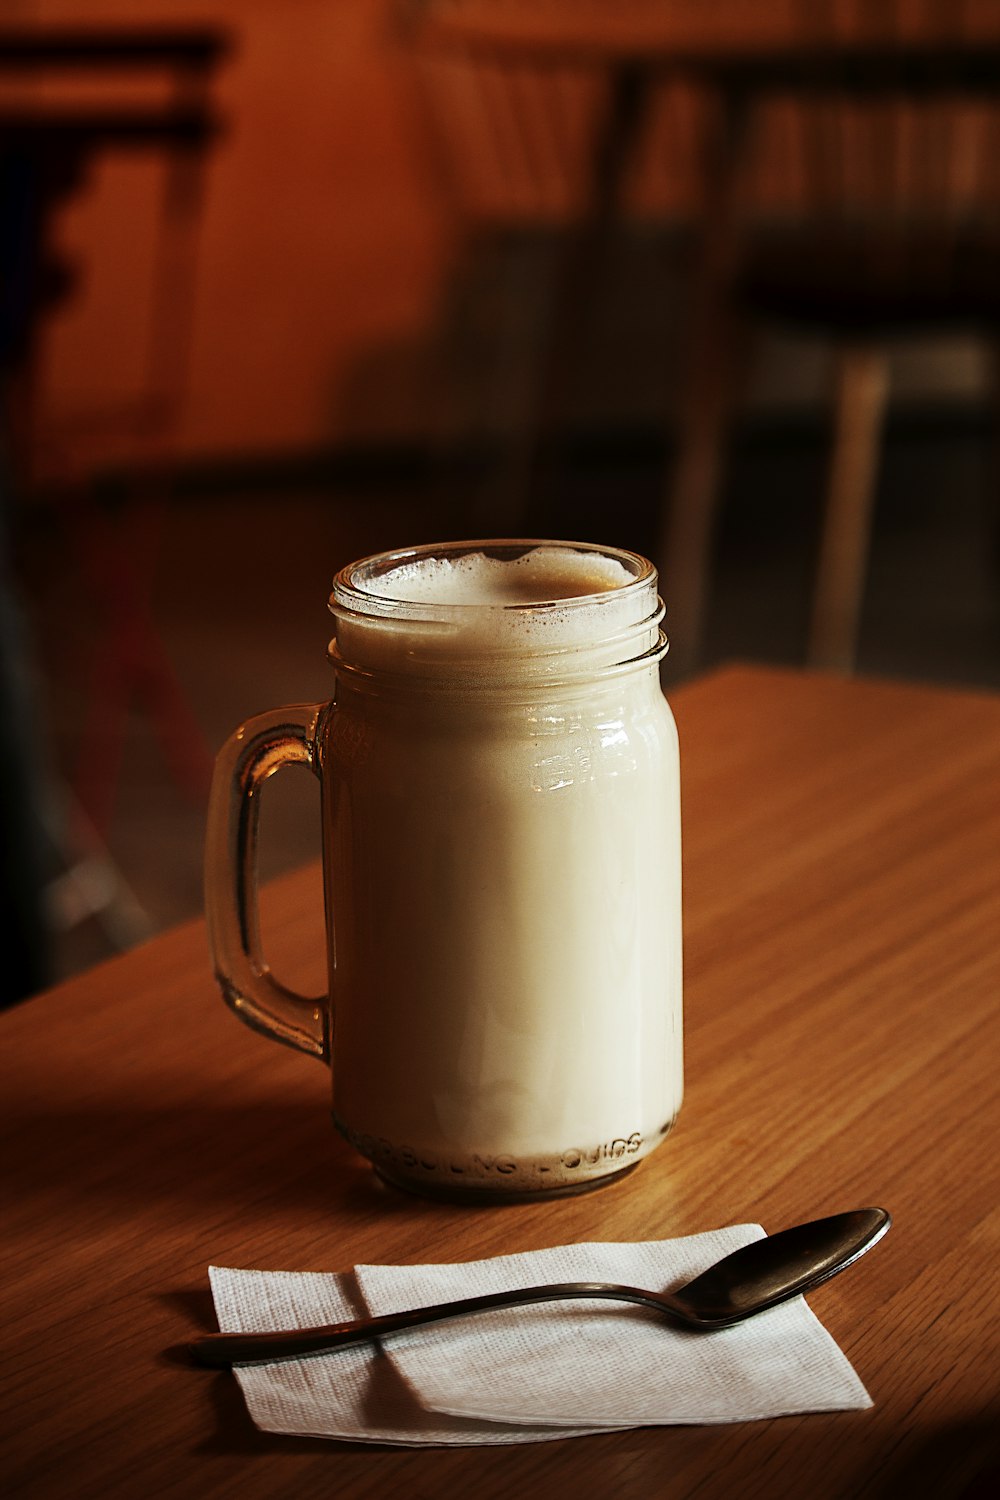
[191,1206,889,1367]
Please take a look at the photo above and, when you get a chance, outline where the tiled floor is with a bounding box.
[11,412,1000,989]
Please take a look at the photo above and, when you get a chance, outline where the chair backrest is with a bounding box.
[690,0,1000,233]
[399,1,1000,240]
[396,0,618,228]
[0,24,228,482]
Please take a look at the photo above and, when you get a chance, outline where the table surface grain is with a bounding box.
[2,665,998,1500]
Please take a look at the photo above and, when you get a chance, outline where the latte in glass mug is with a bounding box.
[205,539,682,1200]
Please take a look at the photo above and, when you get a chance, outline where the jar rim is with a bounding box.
[328,539,666,688]
[329,538,655,623]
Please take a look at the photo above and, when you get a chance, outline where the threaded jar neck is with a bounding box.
[328,539,667,692]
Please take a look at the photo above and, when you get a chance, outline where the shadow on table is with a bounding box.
[872,1414,1000,1500]
[1,1097,424,1221]
[148,1366,1000,1496]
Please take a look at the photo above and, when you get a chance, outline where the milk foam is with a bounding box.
[333,544,655,666]
[363,547,634,606]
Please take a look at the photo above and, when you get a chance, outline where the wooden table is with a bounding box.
[3,665,998,1499]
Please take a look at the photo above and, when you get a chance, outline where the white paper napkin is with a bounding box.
[209,1225,872,1446]
[208,1263,593,1445]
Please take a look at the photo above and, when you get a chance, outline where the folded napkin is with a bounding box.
[209,1225,872,1447]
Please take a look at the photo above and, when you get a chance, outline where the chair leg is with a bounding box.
[656,309,742,679]
[808,344,889,673]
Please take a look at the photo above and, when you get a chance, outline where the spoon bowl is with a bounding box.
[190,1206,890,1367]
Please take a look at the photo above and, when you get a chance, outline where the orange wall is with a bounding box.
[18,0,451,463]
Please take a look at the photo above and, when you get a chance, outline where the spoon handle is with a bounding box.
[190,1282,664,1366]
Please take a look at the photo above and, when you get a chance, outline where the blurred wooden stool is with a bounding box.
[0,25,228,963]
[660,11,1000,674]
[1,25,228,835]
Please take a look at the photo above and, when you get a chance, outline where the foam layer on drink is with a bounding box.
[331,543,660,672]
[363,546,633,606]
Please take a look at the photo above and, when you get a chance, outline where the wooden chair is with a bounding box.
[659,10,1000,674]
[0,25,228,974]
[396,0,681,528]
[1,26,229,827]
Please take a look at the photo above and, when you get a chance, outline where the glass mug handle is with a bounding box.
[204,702,330,1060]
